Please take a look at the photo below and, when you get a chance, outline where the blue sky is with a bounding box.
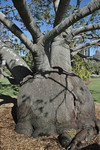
[0,0,99,56]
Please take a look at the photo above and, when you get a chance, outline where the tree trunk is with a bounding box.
[15,70,96,138]
[0,33,99,149]
[50,36,71,72]
[1,0,100,148]
[14,37,99,148]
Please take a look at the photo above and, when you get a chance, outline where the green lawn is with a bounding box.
[88,78,100,103]
[0,78,19,97]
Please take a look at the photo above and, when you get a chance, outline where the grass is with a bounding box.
[0,78,19,97]
[88,77,100,103]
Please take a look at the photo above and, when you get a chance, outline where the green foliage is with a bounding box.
[22,51,33,69]
[67,129,76,139]
[72,55,91,81]
[88,78,100,103]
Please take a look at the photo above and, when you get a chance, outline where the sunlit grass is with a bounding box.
[88,78,100,103]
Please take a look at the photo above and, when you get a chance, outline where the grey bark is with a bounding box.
[0,40,32,84]
[72,23,100,37]
[53,0,71,26]
[43,0,100,44]
[12,0,43,42]
[0,0,100,149]
[50,35,72,72]
[0,12,35,52]
[15,72,97,139]
[71,39,100,56]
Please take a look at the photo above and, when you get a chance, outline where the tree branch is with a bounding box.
[0,12,35,53]
[54,0,71,27]
[43,0,100,44]
[72,23,100,36]
[12,0,43,42]
[71,39,100,56]
[75,0,82,10]
[0,3,33,14]
[53,0,60,13]
[0,40,32,84]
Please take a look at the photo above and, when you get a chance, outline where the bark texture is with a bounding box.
[0,0,100,149]
[15,72,96,138]
[0,40,32,84]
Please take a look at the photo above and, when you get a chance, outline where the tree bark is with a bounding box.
[50,36,72,72]
[72,23,100,37]
[0,40,32,84]
[54,0,71,26]
[12,0,43,42]
[0,12,35,52]
[43,0,100,44]
[71,39,100,56]
[0,1,100,149]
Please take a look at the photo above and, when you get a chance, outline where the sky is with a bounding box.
[0,0,99,56]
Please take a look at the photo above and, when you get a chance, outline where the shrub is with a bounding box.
[72,55,91,81]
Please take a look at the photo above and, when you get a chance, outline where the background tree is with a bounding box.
[0,0,100,149]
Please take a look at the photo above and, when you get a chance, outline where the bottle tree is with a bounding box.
[0,0,100,149]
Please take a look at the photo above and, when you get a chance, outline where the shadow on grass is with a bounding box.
[90,90,100,95]
[0,82,19,96]
[0,94,17,124]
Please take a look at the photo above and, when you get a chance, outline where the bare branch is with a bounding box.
[12,0,43,42]
[43,0,100,44]
[54,0,71,26]
[75,0,82,10]
[71,39,100,56]
[4,8,16,14]
[0,12,35,53]
[0,6,12,9]
[72,23,100,36]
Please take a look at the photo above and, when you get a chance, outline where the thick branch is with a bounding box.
[43,0,100,44]
[72,23,100,36]
[12,0,43,42]
[71,39,100,56]
[0,12,35,53]
[54,0,71,27]
[0,40,32,84]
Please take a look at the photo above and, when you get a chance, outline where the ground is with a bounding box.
[0,95,100,150]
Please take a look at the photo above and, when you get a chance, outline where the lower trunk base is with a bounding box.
[15,71,99,149]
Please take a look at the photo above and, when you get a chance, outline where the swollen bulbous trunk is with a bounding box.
[15,71,97,138]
